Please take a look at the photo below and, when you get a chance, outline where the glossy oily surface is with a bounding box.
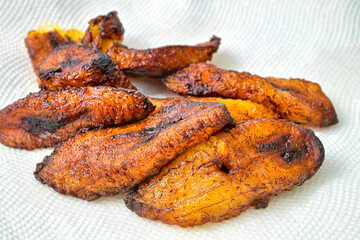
[125,119,324,227]
[34,101,233,200]
[0,86,153,150]
[106,37,220,76]
[164,63,338,127]
[37,44,134,90]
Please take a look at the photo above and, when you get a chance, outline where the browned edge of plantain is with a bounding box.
[124,119,325,227]
[163,63,338,127]
[0,86,153,150]
[37,44,135,90]
[106,36,221,76]
[34,101,234,200]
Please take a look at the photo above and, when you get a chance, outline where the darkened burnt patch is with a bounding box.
[50,36,61,48]
[59,54,82,68]
[257,134,290,153]
[90,52,116,74]
[21,116,70,135]
[38,68,62,80]
[278,147,308,163]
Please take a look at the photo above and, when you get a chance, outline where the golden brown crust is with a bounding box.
[164,63,338,127]
[124,119,325,227]
[106,36,221,76]
[25,31,72,76]
[37,44,135,90]
[82,11,124,52]
[34,101,234,200]
[0,86,153,150]
[150,97,279,121]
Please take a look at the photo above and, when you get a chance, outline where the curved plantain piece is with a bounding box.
[124,119,325,227]
[25,30,75,76]
[25,11,123,78]
[150,97,279,121]
[82,11,124,53]
[0,86,153,150]
[106,36,221,76]
[37,44,135,90]
[164,63,338,127]
[34,101,234,201]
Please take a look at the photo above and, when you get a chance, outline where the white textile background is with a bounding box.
[0,0,359,239]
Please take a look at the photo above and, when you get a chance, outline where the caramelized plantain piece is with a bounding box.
[150,97,279,121]
[37,44,135,90]
[124,119,325,227]
[34,101,233,200]
[82,11,124,53]
[164,63,338,127]
[25,30,74,76]
[0,86,152,150]
[106,36,220,76]
[25,11,122,77]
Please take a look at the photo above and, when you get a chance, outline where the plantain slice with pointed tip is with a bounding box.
[124,119,325,227]
[164,63,338,127]
[0,86,153,150]
[82,11,124,53]
[106,36,220,76]
[149,97,279,121]
[34,101,233,200]
[37,44,135,90]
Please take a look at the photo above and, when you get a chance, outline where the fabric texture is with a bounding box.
[0,0,359,239]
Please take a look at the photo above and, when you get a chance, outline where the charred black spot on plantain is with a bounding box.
[21,116,71,135]
[257,134,290,152]
[219,164,230,174]
[59,54,82,68]
[50,36,61,48]
[91,52,117,74]
[38,68,62,80]
[279,148,308,163]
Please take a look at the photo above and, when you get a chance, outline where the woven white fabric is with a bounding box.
[0,0,359,239]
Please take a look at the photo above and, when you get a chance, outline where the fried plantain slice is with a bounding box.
[150,97,279,121]
[37,44,135,90]
[34,101,234,200]
[82,11,124,53]
[0,86,153,150]
[25,11,122,77]
[25,30,74,76]
[124,119,325,227]
[106,36,221,76]
[164,63,338,127]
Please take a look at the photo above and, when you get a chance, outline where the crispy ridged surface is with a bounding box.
[106,36,220,76]
[0,86,153,150]
[150,97,279,121]
[82,11,124,52]
[37,44,135,90]
[164,63,338,127]
[25,31,73,76]
[124,119,325,227]
[34,101,234,200]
